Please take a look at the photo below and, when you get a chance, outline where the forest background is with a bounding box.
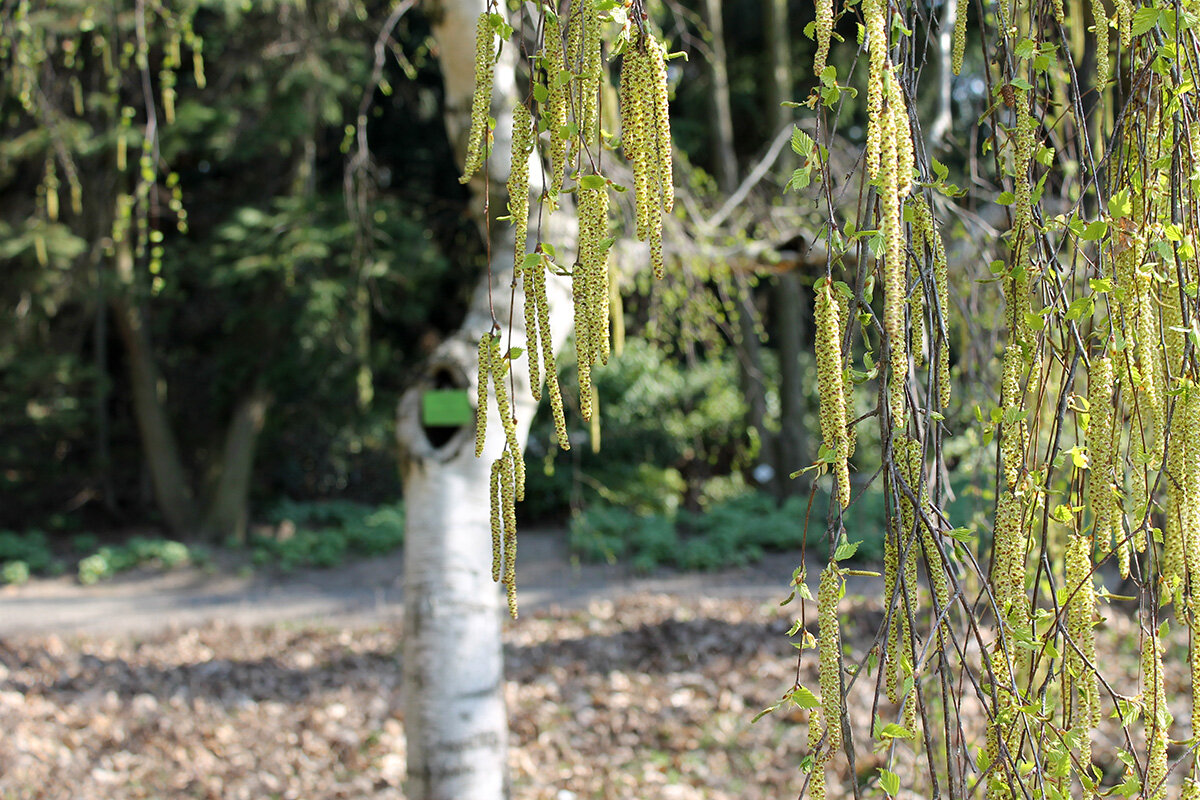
[0,0,997,580]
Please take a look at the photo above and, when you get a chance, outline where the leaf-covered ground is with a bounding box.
[0,592,831,800]
[0,588,1187,799]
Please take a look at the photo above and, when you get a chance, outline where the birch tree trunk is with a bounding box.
[399,2,575,797]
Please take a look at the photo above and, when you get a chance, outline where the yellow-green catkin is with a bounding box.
[490,456,503,582]
[579,0,601,150]
[502,450,519,618]
[1135,272,1164,460]
[884,516,900,704]
[807,717,828,800]
[476,333,493,457]
[575,184,608,422]
[524,254,544,402]
[1165,404,1187,603]
[890,79,913,197]
[952,0,967,75]
[1192,621,1200,751]
[1064,533,1098,753]
[880,77,906,430]
[814,0,833,79]
[564,1,584,168]
[509,102,533,266]
[620,32,673,281]
[1180,385,1200,624]
[1000,345,1026,489]
[542,11,570,192]
[911,283,926,369]
[648,38,673,218]
[817,563,843,757]
[910,196,950,407]
[895,434,921,729]
[583,188,610,368]
[536,254,570,450]
[1088,356,1116,560]
[863,0,887,178]
[489,338,525,501]
[1143,632,1168,800]
[1115,0,1133,49]
[1091,0,1110,89]
[993,489,1026,621]
[816,279,851,508]
[460,13,497,184]
[1011,99,1036,254]
[835,291,857,458]
[620,42,650,239]
[511,103,540,398]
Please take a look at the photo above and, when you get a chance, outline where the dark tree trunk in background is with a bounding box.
[764,0,793,175]
[200,388,271,543]
[703,0,738,193]
[110,242,198,536]
[774,271,809,499]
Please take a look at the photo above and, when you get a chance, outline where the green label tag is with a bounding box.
[421,389,473,427]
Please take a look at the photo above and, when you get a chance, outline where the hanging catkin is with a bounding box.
[1087,356,1116,563]
[501,450,518,617]
[460,13,496,184]
[510,103,540,398]
[1000,346,1026,489]
[620,31,672,280]
[863,0,887,178]
[542,11,570,192]
[952,0,967,75]
[835,290,857,458]
[1064,533,1098,749]
[475,332,493,457]
[880,71,906,430]
[1143,631,1168,800]
[817,563,843,757]
[814,0,833,77]
[815,279,851,508]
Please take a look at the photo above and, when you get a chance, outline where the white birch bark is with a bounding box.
[398,2,575,797]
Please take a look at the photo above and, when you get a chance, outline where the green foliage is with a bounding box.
[250,499,405,571]
[570,490,887,574]
[525,339,750,519]
[0,530,56,575]
[77,538,196,585]
[0,529,200,586]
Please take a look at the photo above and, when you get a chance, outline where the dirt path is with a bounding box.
[0,529,813,637]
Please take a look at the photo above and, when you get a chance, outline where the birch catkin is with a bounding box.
[541,11,570,193]
[490,456,503,582]
[815,279,851,508]
[620,32,673,280]
[1087,356,1116,557]
[460,13,496,184]
[863,0,887,178]
[814,0,833,77]
[952,0,967,75]
[475,332,492,457]
[835,290,857,458]
[1143,632,1168,800]
[817,563,843,756]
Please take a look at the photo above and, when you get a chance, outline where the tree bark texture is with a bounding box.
[702,0,738,193]
[774,271,809,499]
[399,2,575,798]
[763,0,793,175]
[200,388,271,543]
[110,243,197,535]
